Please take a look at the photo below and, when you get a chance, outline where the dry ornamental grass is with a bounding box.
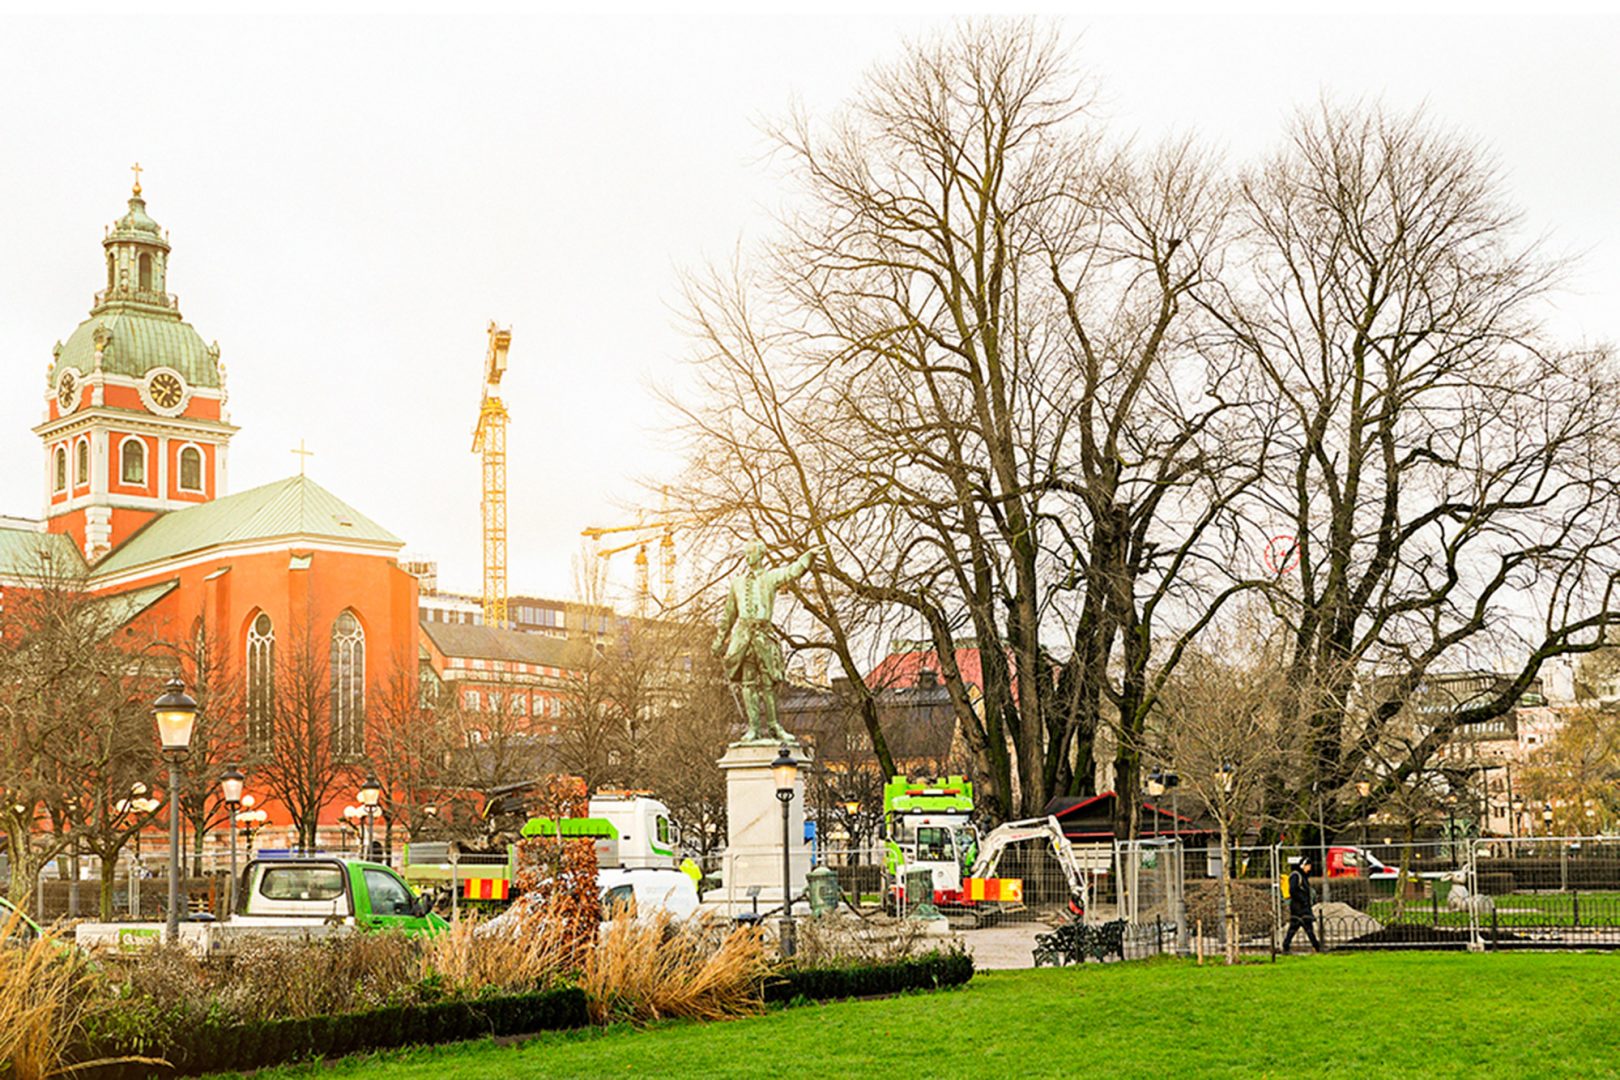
[583,911,771,1025]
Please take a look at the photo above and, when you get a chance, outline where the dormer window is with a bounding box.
[120,437,146,485]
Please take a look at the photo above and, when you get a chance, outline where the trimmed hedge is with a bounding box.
[75,953,972,1077]
[76,987,588,1078]
[765,949,974,1004]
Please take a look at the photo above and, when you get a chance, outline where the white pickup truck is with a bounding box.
[74,856,446,954]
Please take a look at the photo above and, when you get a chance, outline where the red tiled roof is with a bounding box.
[866,647,985,692]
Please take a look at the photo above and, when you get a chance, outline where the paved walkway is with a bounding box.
[960,923,1046,969]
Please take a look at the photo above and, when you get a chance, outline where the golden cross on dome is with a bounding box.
[130,162,143,196]
[291,439,314,476]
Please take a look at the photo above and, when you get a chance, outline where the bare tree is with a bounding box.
[673,21,1261,824]
[1154,628,1306,964]
[0,549,164,916]
[1213,100,1620,840]
[253,620,347,850]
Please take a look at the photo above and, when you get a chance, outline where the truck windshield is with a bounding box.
[916,827,954,862]
[259,865,344,901]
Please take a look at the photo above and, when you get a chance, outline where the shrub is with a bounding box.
[792,914,937,967]
[421,912,574,996]
[583,912,772,1025]
[765,948,974,1003]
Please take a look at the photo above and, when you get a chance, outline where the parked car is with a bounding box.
[74,856,447,954]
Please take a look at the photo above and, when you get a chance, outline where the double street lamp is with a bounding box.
[772,745,799,959]
[152,678,198,943]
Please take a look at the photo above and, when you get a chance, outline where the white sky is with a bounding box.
[2,12,1617,608]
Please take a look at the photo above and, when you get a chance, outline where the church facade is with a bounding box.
[1,180,421,843]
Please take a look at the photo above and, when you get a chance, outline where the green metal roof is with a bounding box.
[55,309,219,388]
[419,620,594,670]
[87,579,177,636]
[107,194,168,248]
[92,475,403,579]
[0,524,86,580]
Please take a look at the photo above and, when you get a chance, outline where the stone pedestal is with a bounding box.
[702,741,813,914]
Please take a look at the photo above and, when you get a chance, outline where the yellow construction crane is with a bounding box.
[472,323,512,627]
[581,511,681,619]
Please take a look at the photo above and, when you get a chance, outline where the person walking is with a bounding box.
[1283,853,1322,953]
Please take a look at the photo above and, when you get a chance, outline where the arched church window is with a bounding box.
[330,610,366,759]
[247,612,275,752]
[106,253,115,292]
[120,438,146,485]
[53,447,67,493]
[179,446,203,491]
[138,252,152,291]
[75,440,89,486]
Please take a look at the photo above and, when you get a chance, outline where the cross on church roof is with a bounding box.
[131,162,143,196]
[291,439,314,476]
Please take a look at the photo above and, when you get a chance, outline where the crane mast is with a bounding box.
[472,323,511,628]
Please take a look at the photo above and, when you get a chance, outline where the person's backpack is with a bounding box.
[1280,871,1291,900]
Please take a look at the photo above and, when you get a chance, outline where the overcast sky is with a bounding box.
[3,12,1616,607]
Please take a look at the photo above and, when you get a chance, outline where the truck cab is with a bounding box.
[236,857,447,934]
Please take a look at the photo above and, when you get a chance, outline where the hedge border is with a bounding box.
[765,949,975,1003]
[76,987,589,1079]
[78,951,974,1077]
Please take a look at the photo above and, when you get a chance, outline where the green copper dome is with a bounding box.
[54,311,220,388]
[49,185,221,390]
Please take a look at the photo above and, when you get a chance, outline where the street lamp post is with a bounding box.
[1511,797,1525,842]
[219,767,244,920]
[153,678,198,944]
[358,774,382,860]
[842,798,861,865]
[772,745,799,959]
[1357,781,1372,849]
[1146,770,1166,839]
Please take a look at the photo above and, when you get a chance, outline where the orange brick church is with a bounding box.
[1,178,423,840]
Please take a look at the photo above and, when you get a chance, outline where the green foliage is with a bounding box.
[764,948,973,1004]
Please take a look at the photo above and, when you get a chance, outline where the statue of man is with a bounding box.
[712,540,822,742]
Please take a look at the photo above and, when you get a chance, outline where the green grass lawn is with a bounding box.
[231,952,1620,1079]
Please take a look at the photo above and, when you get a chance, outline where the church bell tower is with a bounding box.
[34,168,237,562]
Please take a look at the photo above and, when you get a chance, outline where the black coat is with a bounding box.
[1288,868,1314,919]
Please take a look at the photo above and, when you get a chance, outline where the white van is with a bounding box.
[599,867,699,920]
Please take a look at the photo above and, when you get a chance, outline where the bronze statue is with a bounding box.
[712,540,822,742]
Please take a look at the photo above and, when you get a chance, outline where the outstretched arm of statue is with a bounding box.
[782,542,828,582]
[712,588,737,657]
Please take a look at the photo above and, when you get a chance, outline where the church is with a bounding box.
[1,177,422,842]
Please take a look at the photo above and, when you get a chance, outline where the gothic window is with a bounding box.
[178,446,203,491]
[246,612,275,752]
[53,447,66,493]
[330,610,365,759]
[120,438,146,485]
[75,440,89,486]
[138,252,152,291]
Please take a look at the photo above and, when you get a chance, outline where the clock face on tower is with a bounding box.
[149,372,183,409]
[56,368,81,413]
[140,367,191,416]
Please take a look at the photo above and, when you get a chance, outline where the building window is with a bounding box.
[463,689,480,712]
[330,610,366,758]
[75,440,89,486]
[53,447,67,493]
[138,252,152,291]
[120,438,146,484]
[178,445,203,491]
[106,252,115,291]
[247,612,275,752]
